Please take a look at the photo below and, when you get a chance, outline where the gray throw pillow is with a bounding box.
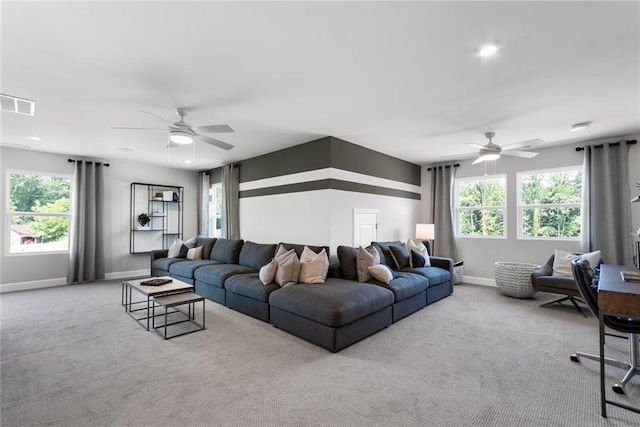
[389,243,411,269]
[337,246,358,281]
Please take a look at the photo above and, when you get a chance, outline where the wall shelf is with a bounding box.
[130,182,183,254]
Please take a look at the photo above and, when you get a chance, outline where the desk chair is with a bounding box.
[570,259,640,394]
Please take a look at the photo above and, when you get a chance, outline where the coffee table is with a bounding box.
[122,277,194,331]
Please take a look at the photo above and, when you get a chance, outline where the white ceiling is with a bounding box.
[2,1,639,170]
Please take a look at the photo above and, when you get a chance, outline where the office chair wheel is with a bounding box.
[612,383,625,395]
[570,354,580,362]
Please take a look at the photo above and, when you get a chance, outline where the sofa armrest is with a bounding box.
[150,249,169,276]
[430,256,454,276]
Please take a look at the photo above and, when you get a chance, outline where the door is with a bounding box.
[353,209,379,247]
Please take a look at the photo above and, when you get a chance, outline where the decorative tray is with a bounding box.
[140,278,173,286]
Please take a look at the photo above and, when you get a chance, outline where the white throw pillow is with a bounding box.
[259,259,278,285]
[552,249,601,276]
[274,248,300,287]
[186,246,203,260]
[167,239,183,258]
[368,264,394,284]
[299,247,329,284]
[357,246,380,282]
[407,238,431,267]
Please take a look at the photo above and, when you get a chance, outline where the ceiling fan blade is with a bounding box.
[501,150,539,158]
[195,134,234,150]
[502,138,545,151]
[194,124,235,134]
[472,157,485,165]
[111,126,167,131]
[465,143,486,149]
[138,110,178,128]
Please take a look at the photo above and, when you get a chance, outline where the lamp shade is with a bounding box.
[416,223,435,240]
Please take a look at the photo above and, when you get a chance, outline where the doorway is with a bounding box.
[353,209,379,247]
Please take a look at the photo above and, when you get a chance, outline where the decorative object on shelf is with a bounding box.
[163,191,174,201]
[494,261,541,298]
[173,192,179,202]
[137,213,151,228]
[154,192,163,201]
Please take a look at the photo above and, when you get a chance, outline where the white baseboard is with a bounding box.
[0,269,150,293]
[462,275,497,287]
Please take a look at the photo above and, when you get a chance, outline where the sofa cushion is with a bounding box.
[187,246,203,260]
[259,259,278,285]
[357,246,380,282]
[389,243,411,269]
[368,264,394,284]
[372,241,403,269]
[337,245,358,281]
[269,278,394,327]
[225,273,281,302]
[278,242,330,259]
[239,241,277,270]
[169,259,221,279]
[407,238,431,267]
[368,272,429,302]
[401,266,451,286]
[194,264,256,289]
[274,249,301,287]
[195,237,217,260]
[299,247,329,284]
[210,238,244,264]
[152,257,186,272]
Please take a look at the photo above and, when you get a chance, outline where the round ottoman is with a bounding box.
[494,262,541,298]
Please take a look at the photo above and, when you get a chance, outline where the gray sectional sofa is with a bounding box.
[151,237,453,352]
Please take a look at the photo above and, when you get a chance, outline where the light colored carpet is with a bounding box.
[1,281,639,426]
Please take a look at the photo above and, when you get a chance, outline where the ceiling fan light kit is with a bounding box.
[169,129,195,144]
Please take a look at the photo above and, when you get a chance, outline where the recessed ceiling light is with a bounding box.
[29,135,42,141]
[570,122,591,132]
[183,159,192,164]
[477,42,501,57]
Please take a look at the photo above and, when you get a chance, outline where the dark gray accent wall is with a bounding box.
[239,179,421,200]
[329,137,421,186]
[237,136,421,186]
[238,137,332,183]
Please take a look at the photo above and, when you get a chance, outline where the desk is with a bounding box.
[597,264,640,417]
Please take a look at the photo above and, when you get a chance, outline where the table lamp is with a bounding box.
[416,223,435,254]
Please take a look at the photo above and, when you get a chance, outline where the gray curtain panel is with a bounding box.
[221,164,240,239]
[67,161,105,284]
[581,142,632,265]
[430,164,459,261]
[197,171,211,236]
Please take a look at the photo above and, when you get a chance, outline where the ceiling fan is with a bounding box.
[112,107,234,150]
[468,132,542,164]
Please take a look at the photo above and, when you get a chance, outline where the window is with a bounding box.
[7,171,71,254]
[209,182,223,238]
[517,167,582,240]
[456,175,506,238]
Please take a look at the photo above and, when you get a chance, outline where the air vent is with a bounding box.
[1,94,36,116]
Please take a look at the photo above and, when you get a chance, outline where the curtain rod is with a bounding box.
[427,163,460,171]
[68,159,110,167]
[575,140,637,152]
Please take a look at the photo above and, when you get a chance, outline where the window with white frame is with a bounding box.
[517,167,582,240]
[209,182,223,238]
[455,175,507,238]
[7,171,71,254]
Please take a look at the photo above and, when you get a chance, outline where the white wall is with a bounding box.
[240,190,331,246]
[329,190,419,249]
[422,133,640,283]
[0,148,198,291]
[239,188,420,251]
